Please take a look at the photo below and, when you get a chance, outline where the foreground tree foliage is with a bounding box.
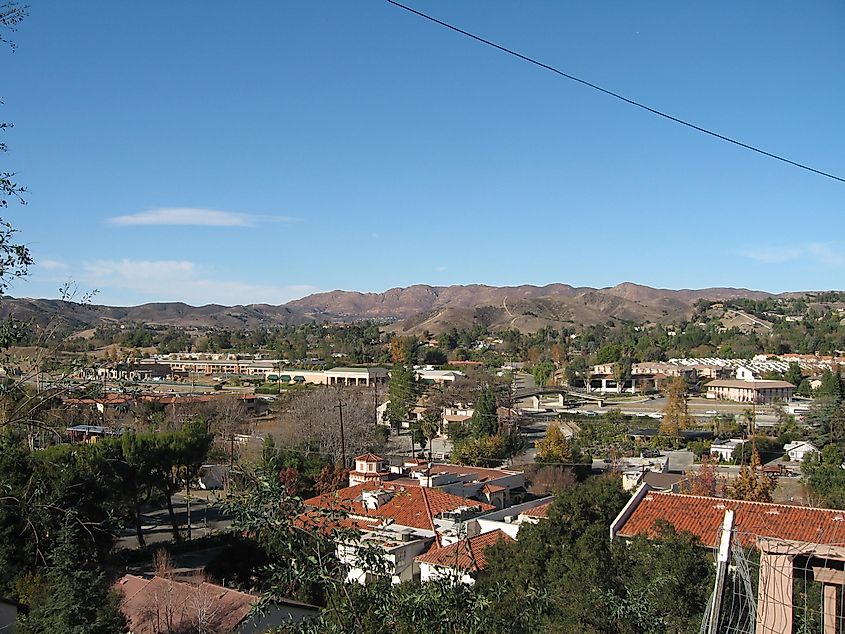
[18,515,125,634]
[479,477,712,633]
[229,475,711,634]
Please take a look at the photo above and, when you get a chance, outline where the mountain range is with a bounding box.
[1,282,781,334]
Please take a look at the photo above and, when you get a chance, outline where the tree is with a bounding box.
[530,361,554,388]
[418,409,440,459]
[797,378,813,398]
[817,368,844,400]
[785,362,803,387]
[660,377,690,443]
[680,455,725,497]
[422,348,447,366]
[18,515,126,634]
[287,387,380,463]
[612,358,632,393]
[388,336,416,365]
[481,477,712,633]
[535,424,581,464]
[208,394,250,466]
[802,443,845,508]
[0,2,32,294]
[470,384,498,438]
[385,364,415,435]
[727,443,776,502]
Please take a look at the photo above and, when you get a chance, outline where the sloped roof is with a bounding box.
[413,463,519,482]
[115,574,256,634]
[615,492,845,549]
[705,379,795,389]
[304,482,495,531]
[415,529,513,572]
[520,500,552,519]
[354,453,384,462]
[642,472,684,491]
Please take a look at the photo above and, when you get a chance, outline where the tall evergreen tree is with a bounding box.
[470,384,498,437]
[386,364,416,434]
[19,515,125,634]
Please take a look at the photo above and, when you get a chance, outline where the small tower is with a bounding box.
[349,453,389,486]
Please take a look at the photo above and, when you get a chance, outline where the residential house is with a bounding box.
[709,439,745,462]
[458,497,555,539]
[784,441,819,463]
[415,529,513,585]
[414,368,465,384]
[115,574,317,633]
[66,424,125,444]
[304,480,495,584]
[610,486,845,633]
[348,453,391,486]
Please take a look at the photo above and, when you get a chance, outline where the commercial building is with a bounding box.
[704,379,795,404]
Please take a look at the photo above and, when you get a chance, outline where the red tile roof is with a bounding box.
[410,463,519,482]
[615,492,845,549]
[294,510,381,534]
[65,394,133,406]
[520,501,553,519]
[304,482,495,532]
[355,453,384,462]
[115,574,256,634]
[415,529,513,572]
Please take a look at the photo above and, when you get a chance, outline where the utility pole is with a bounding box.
[335,392,346,468]
[373,380,379,425]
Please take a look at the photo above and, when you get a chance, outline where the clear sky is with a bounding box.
[3,1,844,306]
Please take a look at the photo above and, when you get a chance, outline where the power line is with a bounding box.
[385,0,845,185]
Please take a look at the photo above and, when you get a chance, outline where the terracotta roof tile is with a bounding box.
[304,482,495,532]
[415,529,513,572]
[115,574,256,634]
[520,501,552,518]
[355,453,384,462]
[616,492,845,548]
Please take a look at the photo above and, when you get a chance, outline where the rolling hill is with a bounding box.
[0,282,786,334]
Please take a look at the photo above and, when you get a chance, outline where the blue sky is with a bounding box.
[3,1,844,306]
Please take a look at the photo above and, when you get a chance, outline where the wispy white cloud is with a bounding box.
[38,259,68,271]
[742,243,845,268]
[742,247,803,264]
[77,259,317,306]
[107,207,298,227]
[808,244,845,268]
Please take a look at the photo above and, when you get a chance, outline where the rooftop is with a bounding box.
[415,529,513,572]
[354,453,385,462]
[115,574,257,634]
[615,491,845,549]
[705,379,795,389]
[520,500,552,519]
[304,482,495,532]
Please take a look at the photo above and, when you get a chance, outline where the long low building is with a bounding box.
[704,379,795,404]
[139,359,388,386]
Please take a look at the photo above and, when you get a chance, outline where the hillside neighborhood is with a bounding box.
[2,1,844,633]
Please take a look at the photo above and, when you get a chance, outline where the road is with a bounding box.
[115,490,232,550]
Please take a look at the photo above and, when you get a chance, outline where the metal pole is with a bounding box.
[707,509,735,634]
[335,392,346,467]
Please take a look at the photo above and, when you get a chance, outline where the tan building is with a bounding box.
[704,379,794,404]
[325,366,388,386]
